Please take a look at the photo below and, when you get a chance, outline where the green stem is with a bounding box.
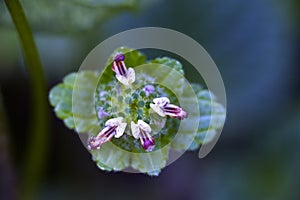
[4,0,49,199]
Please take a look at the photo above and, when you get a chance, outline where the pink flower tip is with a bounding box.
[114,53,125,62]
[142,138,155,152]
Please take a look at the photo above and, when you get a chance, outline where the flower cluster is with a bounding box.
[88,53,188,152]
[49,47,226,175]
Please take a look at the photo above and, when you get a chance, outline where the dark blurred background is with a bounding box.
[0,0,300,199]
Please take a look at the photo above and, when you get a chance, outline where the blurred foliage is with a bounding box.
[291,0,300,20]
[207,105,300,200]
[104,0,295,139]
[0,0,140,34]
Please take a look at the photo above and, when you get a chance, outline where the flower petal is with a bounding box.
[150,103,166,117]
[97,126,112,137]
[153,97,170,107]
[115,123,127,138]
[116,74,130,86]
[164,103,180,110]
[178,109,188,119]
[138,120,151,133]
[88,126,116,150]
[127,68,135,84]
[114,53,125,62]
[163,104,188,120]
[105,117,123,127]
[142,138,155,152]
[131,121,140,139]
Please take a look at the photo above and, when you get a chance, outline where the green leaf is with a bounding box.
[49,71,100,132]
[149,57,184,75]
[148,57,185,96]
[63,117,75,129]
[187,83,226,150]
[91,142,131,171]
[131,146,169,176]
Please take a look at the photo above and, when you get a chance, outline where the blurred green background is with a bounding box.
[0,0,300,199]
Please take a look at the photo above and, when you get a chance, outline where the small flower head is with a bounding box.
[88,117,127,150]
[99,91,108,101]
[131,120,155,152]
[143,84,155,96]
[150,97,188,120]
[112,53,135,86]
[97,107,110,119]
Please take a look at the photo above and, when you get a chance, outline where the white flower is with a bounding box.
[150,97,188,120]
[112,53,135,86]
[131,120,155,152]
[88,117,127,150]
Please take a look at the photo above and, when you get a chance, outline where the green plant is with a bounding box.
[49,47,226,175]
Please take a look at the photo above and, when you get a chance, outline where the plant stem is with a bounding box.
[4,0,49,199]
